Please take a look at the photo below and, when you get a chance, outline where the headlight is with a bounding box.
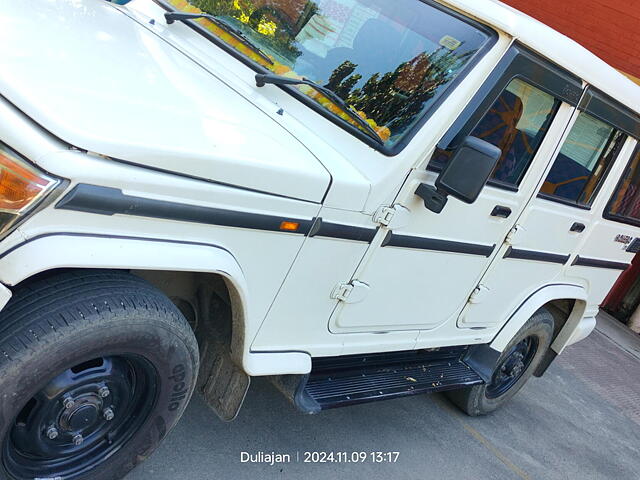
[0,143,60,236]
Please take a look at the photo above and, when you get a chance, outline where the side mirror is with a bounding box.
[416,136,502,214]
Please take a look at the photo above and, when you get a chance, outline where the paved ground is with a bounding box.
[127,313,640,480]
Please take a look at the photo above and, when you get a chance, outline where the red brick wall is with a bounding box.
[502,0,640,79]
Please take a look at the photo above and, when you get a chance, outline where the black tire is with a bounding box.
[446,308,554,416]
[0,270,199,480]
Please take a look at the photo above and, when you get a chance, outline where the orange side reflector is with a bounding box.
[279,221,300,232]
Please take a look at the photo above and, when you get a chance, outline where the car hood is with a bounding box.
[0,0,330,202]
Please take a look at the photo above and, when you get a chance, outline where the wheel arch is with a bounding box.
[0,232,311,379]
[489,284,589,361]
[0,233,250,362]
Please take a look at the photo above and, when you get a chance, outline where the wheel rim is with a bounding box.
[3,355,158,479]
[486,336,538,399]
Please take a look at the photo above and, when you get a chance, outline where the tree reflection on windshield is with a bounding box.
[169,0,492,146]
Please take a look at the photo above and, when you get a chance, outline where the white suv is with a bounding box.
[0,0,638,478]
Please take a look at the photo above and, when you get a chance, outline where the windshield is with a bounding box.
[167,0,494,148]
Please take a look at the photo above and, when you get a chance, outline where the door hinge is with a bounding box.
[373,205,411,229]
[331,280,370,304]
[505,224,525,245]
[468,284,490,304]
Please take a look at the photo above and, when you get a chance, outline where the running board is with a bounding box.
[291,346,484,413]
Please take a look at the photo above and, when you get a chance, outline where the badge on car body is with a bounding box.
[615,234,633,245]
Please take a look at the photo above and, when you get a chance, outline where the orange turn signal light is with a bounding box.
[279,221,300,232]
[0,146,56,213]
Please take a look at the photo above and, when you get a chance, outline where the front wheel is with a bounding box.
[0,270,199,480]
[446,308,554,416]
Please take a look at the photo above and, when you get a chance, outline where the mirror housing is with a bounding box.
[437,136,502,203]
[416,136,502,214]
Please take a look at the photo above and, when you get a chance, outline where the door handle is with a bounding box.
[490,205,512,218]
[570,222,586,233]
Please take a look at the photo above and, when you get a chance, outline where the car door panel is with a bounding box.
[460,90,637,329]
[570,139,640,306]
[330,44,583,334]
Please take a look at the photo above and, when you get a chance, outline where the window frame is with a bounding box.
[434,81,563,189]
[426,43,582,191]
[153,0,498,156]
[538,122,626,209]
[539,87,639,210]
[604,143,640,227]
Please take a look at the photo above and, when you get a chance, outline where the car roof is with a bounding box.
[442,0,640,118]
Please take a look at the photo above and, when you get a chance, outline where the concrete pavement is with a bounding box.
[127,314,640,480]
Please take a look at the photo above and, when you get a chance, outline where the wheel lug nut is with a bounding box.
[103,408,114,421]
[63,396,75,409]
[46,426,59,440]
[72,434,83,446]
[98,386,110,398]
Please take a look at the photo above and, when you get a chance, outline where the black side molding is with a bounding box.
[504,247,570,265]
[572,256,630,271]
[56,184,380,243]
[308,217,378,243]
[627,238,640,253]
[57,184,316,235]
[382,233,495,257]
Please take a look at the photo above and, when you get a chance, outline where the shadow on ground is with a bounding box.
[127,328,640,480]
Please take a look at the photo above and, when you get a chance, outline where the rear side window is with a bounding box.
[607,146,640,222]
[539,112,626,207]
[430,78,560,187]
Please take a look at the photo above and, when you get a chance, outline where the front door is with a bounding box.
[330,45,583,333]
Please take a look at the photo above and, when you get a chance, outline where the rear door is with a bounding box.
[460,89,638,328]
[330,44,583,334]
[571,103,640,309]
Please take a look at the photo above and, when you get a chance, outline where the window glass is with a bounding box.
[608,146,640,222]
[168,0,494,146]
[540,112,626,206]
[429,79,559,186]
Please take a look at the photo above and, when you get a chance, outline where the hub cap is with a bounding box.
[3,355,158,479]
[486,336,538,399]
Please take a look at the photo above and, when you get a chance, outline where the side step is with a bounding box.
[294,346,483,413]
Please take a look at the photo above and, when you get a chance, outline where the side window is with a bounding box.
[607,146,640,223]
[539,112,627,207]
[430,78,560,187]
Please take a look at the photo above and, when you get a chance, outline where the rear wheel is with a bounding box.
[0,270,199,480]
[447,308,554,416]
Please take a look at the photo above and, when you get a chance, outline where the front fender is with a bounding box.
[0,232,311,375]
[0,233,246,363]
[490,284,588,353]
[0,233,248,294]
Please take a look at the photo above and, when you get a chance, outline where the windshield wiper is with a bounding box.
[165,12,274,66]
[255,73,384,145]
